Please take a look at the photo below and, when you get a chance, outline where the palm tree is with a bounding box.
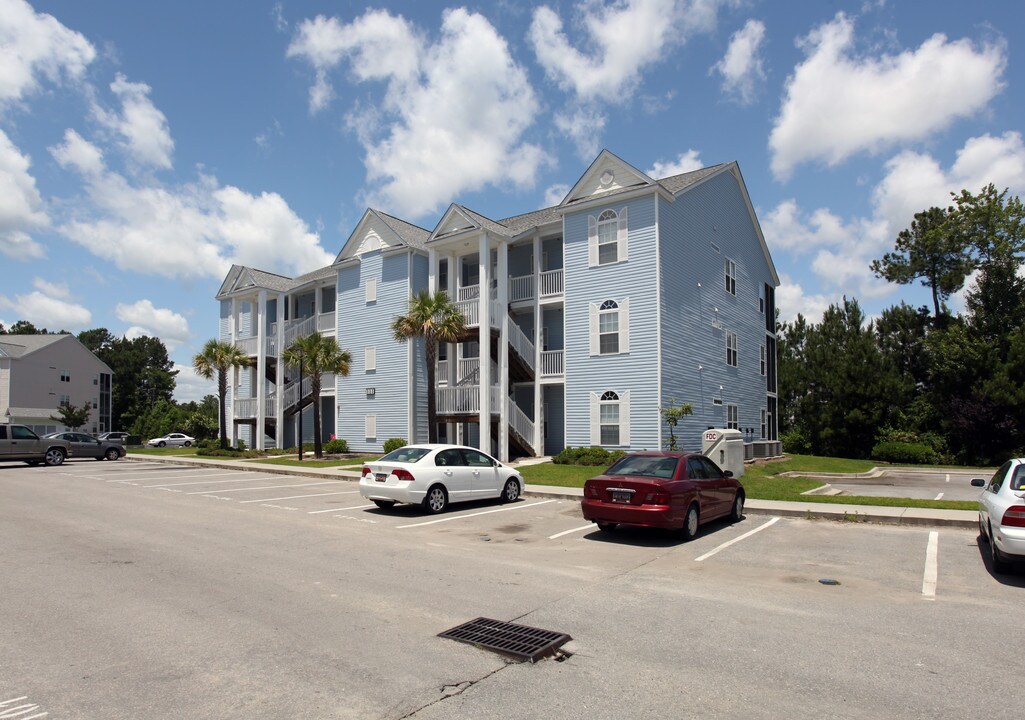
[193,339,252,450]
[283,332,352,459]
[392,290,466,443]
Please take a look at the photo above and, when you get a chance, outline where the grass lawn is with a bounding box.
[518,454,979,511]
[245,456,376,469]
[129,447,199,457]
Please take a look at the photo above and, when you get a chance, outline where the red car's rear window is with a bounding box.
[606,456,679,479]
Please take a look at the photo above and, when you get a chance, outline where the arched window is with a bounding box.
[598,300,619,354]
[597,210,618,264]
[599,391,620,445]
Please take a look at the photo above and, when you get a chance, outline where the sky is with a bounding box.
[1,0,1022,402]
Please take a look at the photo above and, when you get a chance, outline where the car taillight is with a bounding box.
[586,484,599,498]
[393,468,415,482]
[361,466,371,476]
[1001,506,1025,527]
[644,492,671,506]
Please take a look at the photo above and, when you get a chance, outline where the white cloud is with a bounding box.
[0,0,95,106]
[554,108,606,160]
[172,362,215,404]
[115,299,189,350]
[529,0,735,103]
[0,280,92,330]
[290,8,543,218]
[770,13,1006,179]
[647,149,703,178]
[92,74,174,170]
[775,274,834,324]
[712,19,766,104]
[543,183,570,207]
[0,128,49,260]
[49,130,333,279]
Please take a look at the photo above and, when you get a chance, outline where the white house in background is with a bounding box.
[215,150,780,462]
[0,334,113,435]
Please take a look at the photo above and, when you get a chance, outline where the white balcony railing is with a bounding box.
[234,396,277,419]
[457,284,480,301]
[510,274,534,303]
[234,336,259,356]
[317,312,335,333]
[458,357,479,384]
[436,359,449,385]
[539,349,564,377]
[539,269,564,298]
[435,385,502,415]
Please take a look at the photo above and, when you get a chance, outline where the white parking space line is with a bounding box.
[146,476,279,488]
[308,504,375,514]
[922,531,939,600]
[945,473,950,483]
[0,696,46,719]
[549,524,594,540]
[396,500,556,529]
[185,480,345,495]
[239,491,360,504]
[934,493,944,500]
[694,517,781,562]
[108,471,241,483]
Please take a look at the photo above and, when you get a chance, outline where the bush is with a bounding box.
[870,441,937,465]
[196,447,262,458]
[323,438,349,454]
[198,438,219,450]
[780,430,812,455]
[265,447,288,456]
[553,446,626,466]
[236,438,247,451]
[383,438,407,454]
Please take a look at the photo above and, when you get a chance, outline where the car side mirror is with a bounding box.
[970,478,985,487]
[723,470,734,478]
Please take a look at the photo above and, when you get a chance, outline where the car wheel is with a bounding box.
[373,500,395,510]
[680,503,700,541]
[105,447,121,461]
[184,441,192,447]
[500,478,521,503]
[596,522,617,533]
[423,485,448,514]
[989,524,1011,573]
[158,441,166,447]
[729,491,745,522]
[44,448,65,467]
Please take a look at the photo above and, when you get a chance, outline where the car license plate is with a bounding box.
[375,473,387,482]
[611,490,632,503]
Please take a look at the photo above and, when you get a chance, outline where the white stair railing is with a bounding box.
[507,322,535,372]
[283,315,317,347]
[507,399,536,453]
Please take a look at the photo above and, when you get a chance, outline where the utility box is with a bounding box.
[701,428,745,478]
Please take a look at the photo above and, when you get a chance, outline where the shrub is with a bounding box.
[198,438,218,450]
[554,446,626,466]
[383,438,407,454]
[265,447,288,456]
[323,438,349,454]
[780,430,812,455]
[236,438,247,451]
[196,447,262,458]
[870,441,937,465]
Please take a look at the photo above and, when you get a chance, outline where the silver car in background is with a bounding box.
[972,459,1025,573]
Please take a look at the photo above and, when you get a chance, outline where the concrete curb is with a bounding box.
[126,455,978,529]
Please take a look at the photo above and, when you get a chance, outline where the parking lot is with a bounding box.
[2,458,1022,719]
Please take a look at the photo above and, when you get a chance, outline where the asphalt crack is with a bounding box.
[395,663,512,718]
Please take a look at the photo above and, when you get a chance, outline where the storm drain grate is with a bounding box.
[438,617,572,662]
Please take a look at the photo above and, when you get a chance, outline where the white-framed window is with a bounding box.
[760,409,767,439]
[365,278,377,303]
[590,390,630,447]
[365,415,377,439]
[587,207,628,266]
[725,258,736,295]
[60,370,70,382]
[726,331,738,367]
[589,298,630,356]
[365,346,376,372]
[59,394,70,406]
[727,404,739,430]
[760,344,766,376]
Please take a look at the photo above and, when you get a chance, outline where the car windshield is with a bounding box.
[379,447,431,463]
[606,456,679,479]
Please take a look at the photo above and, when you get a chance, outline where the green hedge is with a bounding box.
[870,441,937,465]
[323,438,349,454]
[553,446,625,466]
[196,447,262,458]
[383,438,406,454]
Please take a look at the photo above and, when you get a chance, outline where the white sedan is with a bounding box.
[147,433,195,448]
[359,444,524,513]
[971,458,1025,573]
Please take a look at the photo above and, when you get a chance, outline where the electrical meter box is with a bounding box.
[701,428,745,478]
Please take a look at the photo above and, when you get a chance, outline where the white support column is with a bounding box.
[256,289,267,450]
[478,233,491,454]
[532,231,542,455]
[428,248,437,294]
[497,241,509,463]
[276,292,285,448]
[446,254,457,441]
[230,297,239,447]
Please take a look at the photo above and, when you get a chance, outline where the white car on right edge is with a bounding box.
[972,458,1025,573]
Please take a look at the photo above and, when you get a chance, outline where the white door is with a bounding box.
[462,448,500,498]
[433,448,474,503]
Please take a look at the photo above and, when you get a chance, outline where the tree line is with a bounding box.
[779,184,1025,465]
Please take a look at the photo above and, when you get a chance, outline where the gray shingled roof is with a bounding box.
[375,210,431,249]
[0,334,69,358]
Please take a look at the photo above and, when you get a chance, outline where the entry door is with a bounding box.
[462,448,499,498]
[433,448,474,502]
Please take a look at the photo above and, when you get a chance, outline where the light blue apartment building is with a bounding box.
[215,150,779,462]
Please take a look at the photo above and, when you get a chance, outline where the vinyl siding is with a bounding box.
[336,250,414,452]
[658,168,776,451]
[219,300,230,340]
[564,194,660,450]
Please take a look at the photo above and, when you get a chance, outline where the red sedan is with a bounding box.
[581,452,745,539]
